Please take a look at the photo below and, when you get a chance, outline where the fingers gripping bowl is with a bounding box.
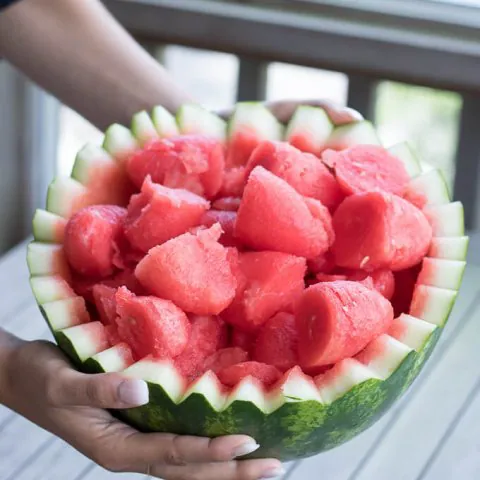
[27,103,467,461]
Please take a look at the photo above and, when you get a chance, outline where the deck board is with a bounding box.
[420,378,480,480]
[78,464,149,480]
[0,415,54,479]
[12,438,92,480]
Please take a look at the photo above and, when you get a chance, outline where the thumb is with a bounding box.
[49,369,149,409]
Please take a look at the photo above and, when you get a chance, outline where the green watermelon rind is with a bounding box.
[227,102,284,141]
[387,142,422,179]
[404,168,451,207]
[176,103,227,141]
[46,177,87,218]
[26,103,468,461]
[325,120,382,150]
[102,123,138,160]
[151,105,180,138]
[32,210,66,244]
[71,144,116,184]
[284,105,334,153]
[130,110,159,147]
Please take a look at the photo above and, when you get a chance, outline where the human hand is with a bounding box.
[218,98,363,125]
[1,335,284,479]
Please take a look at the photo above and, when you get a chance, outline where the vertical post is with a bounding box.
[347,73,378,121]
[236,56,268,102]
[21,81,60,234]
[452,92,480,231]
[0,62,59,253]
[0,63,26,253]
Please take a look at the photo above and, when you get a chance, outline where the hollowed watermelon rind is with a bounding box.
[26,102,468,461]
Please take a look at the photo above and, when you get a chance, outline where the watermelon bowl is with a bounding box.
[26,102,468,461]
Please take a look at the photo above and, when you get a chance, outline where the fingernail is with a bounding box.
[259,467,286,479]
[233,441,260,458]
[343,107,364,120]
[118,379,149,406]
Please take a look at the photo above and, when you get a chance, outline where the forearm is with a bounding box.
[0,328,24,406]
[0,0,192,130]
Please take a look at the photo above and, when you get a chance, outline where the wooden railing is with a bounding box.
[104,0,480,229]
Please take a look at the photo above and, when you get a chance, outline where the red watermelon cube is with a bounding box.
[322,145,410,197]
[235,166,334,259]
[115,287,190,360]
[212,197,241,212]
[222,251,306,331]
[253,312,299,372]
[199,210,239,248]
[124,176,209,253]
[295,280,394,368]
[332,191,432,271]
[218,166,247,198]
[134,224,237,315]
[217,361,282,388]
[126,135,225,198]
[231,328,255,353]
[64,205,127,278]
[175,315,228,380]
[307,252,336,275]
[346,268,395,300]
[203,347,249,373]
[245,140,344,210]
[92,284,117,326]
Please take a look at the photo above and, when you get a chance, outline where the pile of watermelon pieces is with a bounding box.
[63,132,434,389]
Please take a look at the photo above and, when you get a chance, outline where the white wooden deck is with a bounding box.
[1,236,480,480]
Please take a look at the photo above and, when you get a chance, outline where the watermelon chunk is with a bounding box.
[105,324,122,346]
[322,145,410,197]
[222,251,306,331]
[295,281,394,368]
[175,315,228,380]
[235,166,334,259]
[307,252,336,275]
[123,176,209,253]
[203,347,249,373]
[73,267,145,304]
[253,312,299,372]
[316,273,348,283]
[111,236,145,271]
[92,284,117,326]
[115,287,190,359]
[217,361,282,387]
[200,210,239,247]
[218,167,247,198]
[332,191,433,271]
[64,205,127,278]
[126,135,225,198]
[231,328,255,352]
[134,224,237,315]
[212,197,241,212]
[245,140,344,210]
[347,268,395,300]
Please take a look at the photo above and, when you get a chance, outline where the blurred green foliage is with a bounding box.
[374,81,463,189]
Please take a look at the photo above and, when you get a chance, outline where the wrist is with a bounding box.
[0,329,25,406]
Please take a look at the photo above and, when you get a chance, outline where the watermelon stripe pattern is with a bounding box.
[26,102,467,461]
